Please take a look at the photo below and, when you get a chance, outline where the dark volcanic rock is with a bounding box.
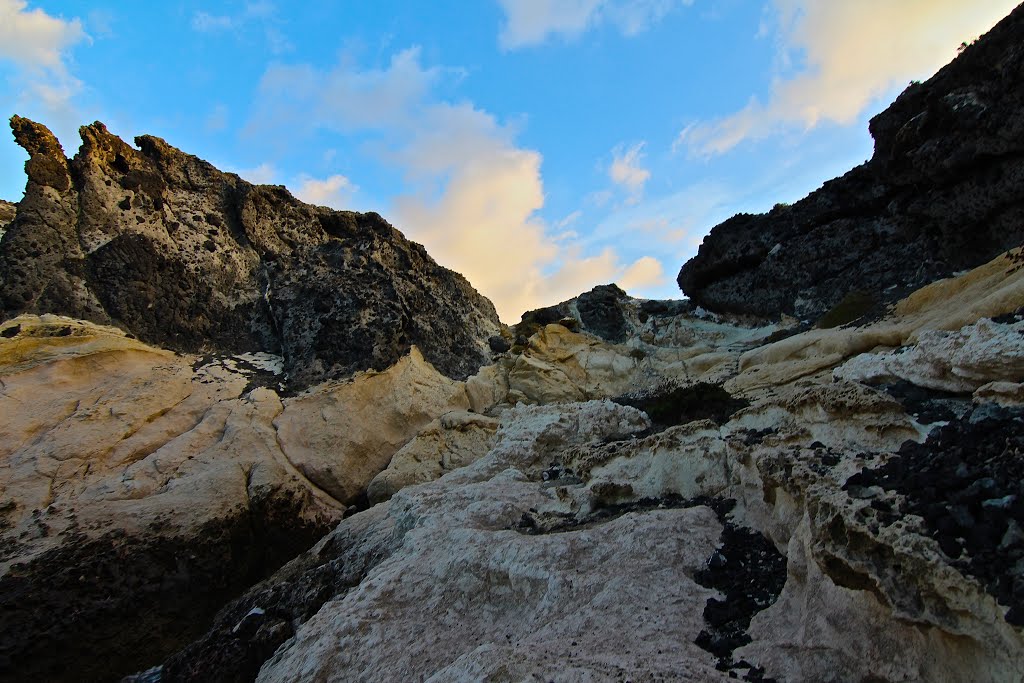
[517,283,693,342]
[845,406,1024,625]
[0,117,501,388]
[678,5,1024,319]
[0,490,334,683]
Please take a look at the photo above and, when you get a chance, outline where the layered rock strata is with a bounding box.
[677,4,1024,319]
[0,117,501,389]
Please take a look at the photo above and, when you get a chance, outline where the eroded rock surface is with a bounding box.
[0,317,477,681]
[677,5,1024,319]
[134,247,1024,682]
[1,117,501,389]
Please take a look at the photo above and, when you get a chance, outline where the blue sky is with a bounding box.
[0,1,1017,320]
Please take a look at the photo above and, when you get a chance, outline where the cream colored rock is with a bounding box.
[366,410,499,504]
[506,325,638,404]
[727,380,928,451]
[0,316,344,574]
[258,401,730,683]
[273,346,470,505]
[835,318,1024,393]
[464,361,509,413]
[726,249,1024,397]
[974,380,1024,406]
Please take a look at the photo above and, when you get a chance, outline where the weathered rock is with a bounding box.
[1,117,502,389]
[273,347,470,505]
[678,5,1024,318]
[834,317,1024,393]
[366,410,500,504]
[0,316,479,681]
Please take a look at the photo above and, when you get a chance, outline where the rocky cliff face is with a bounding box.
[3,5,1024,682]
[678,3,1024,320]
[0,118,501,388]
[126,247,1024,682]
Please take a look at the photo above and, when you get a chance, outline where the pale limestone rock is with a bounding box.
[974,380,1024,406]
[835,319,1024,393]
[725,249,1024,398]
[0,316,344,569]
[726,380,929,451]
[366,410,499,504]
[581,420,731,502]
[465,361,509,413]
[739,514,1019,683]
[273,346,470,505]
[258,401,730,683]
[893,247,1024,332]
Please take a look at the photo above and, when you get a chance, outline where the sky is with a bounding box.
[0,1,1018,322]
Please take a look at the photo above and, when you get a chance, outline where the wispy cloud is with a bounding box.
[293,173,356,209]
[0,0,89,141]
[678,0,1020,156]
[497,0,693,49]
[191,2,292,53]
[247,47,662,320]
[609,141,650,204]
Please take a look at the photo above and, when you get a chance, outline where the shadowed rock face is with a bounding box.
[677,3,1024,320]
[0,118,501,388]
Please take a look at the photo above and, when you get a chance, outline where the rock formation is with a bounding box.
[0,118,501,389]
[125,247,1024,682]
[677,4,1024,320]
[2,4,1023,682]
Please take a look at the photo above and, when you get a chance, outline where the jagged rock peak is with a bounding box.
[0,117,502,388]
[677,2,1024,321]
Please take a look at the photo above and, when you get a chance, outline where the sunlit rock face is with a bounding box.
[677,5,1024,320]
[0,116,501,390]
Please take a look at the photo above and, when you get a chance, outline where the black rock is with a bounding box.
[1,117,502,390]
[677,5,1024,319]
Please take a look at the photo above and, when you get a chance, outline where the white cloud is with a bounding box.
[498,0,692,49]
[248,48,664,321]
[679,0,1020,156]
[555,209,583,229]
[0,0,86,69]
[609,141,650,202]
[192,3,291,52]
[293,174,356,209]
[234,162,278,184]
[250,47,441,134]
[0,0,88,138]
[618,255,666,291]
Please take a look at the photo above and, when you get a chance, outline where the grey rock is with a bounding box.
[0,117,502,389]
